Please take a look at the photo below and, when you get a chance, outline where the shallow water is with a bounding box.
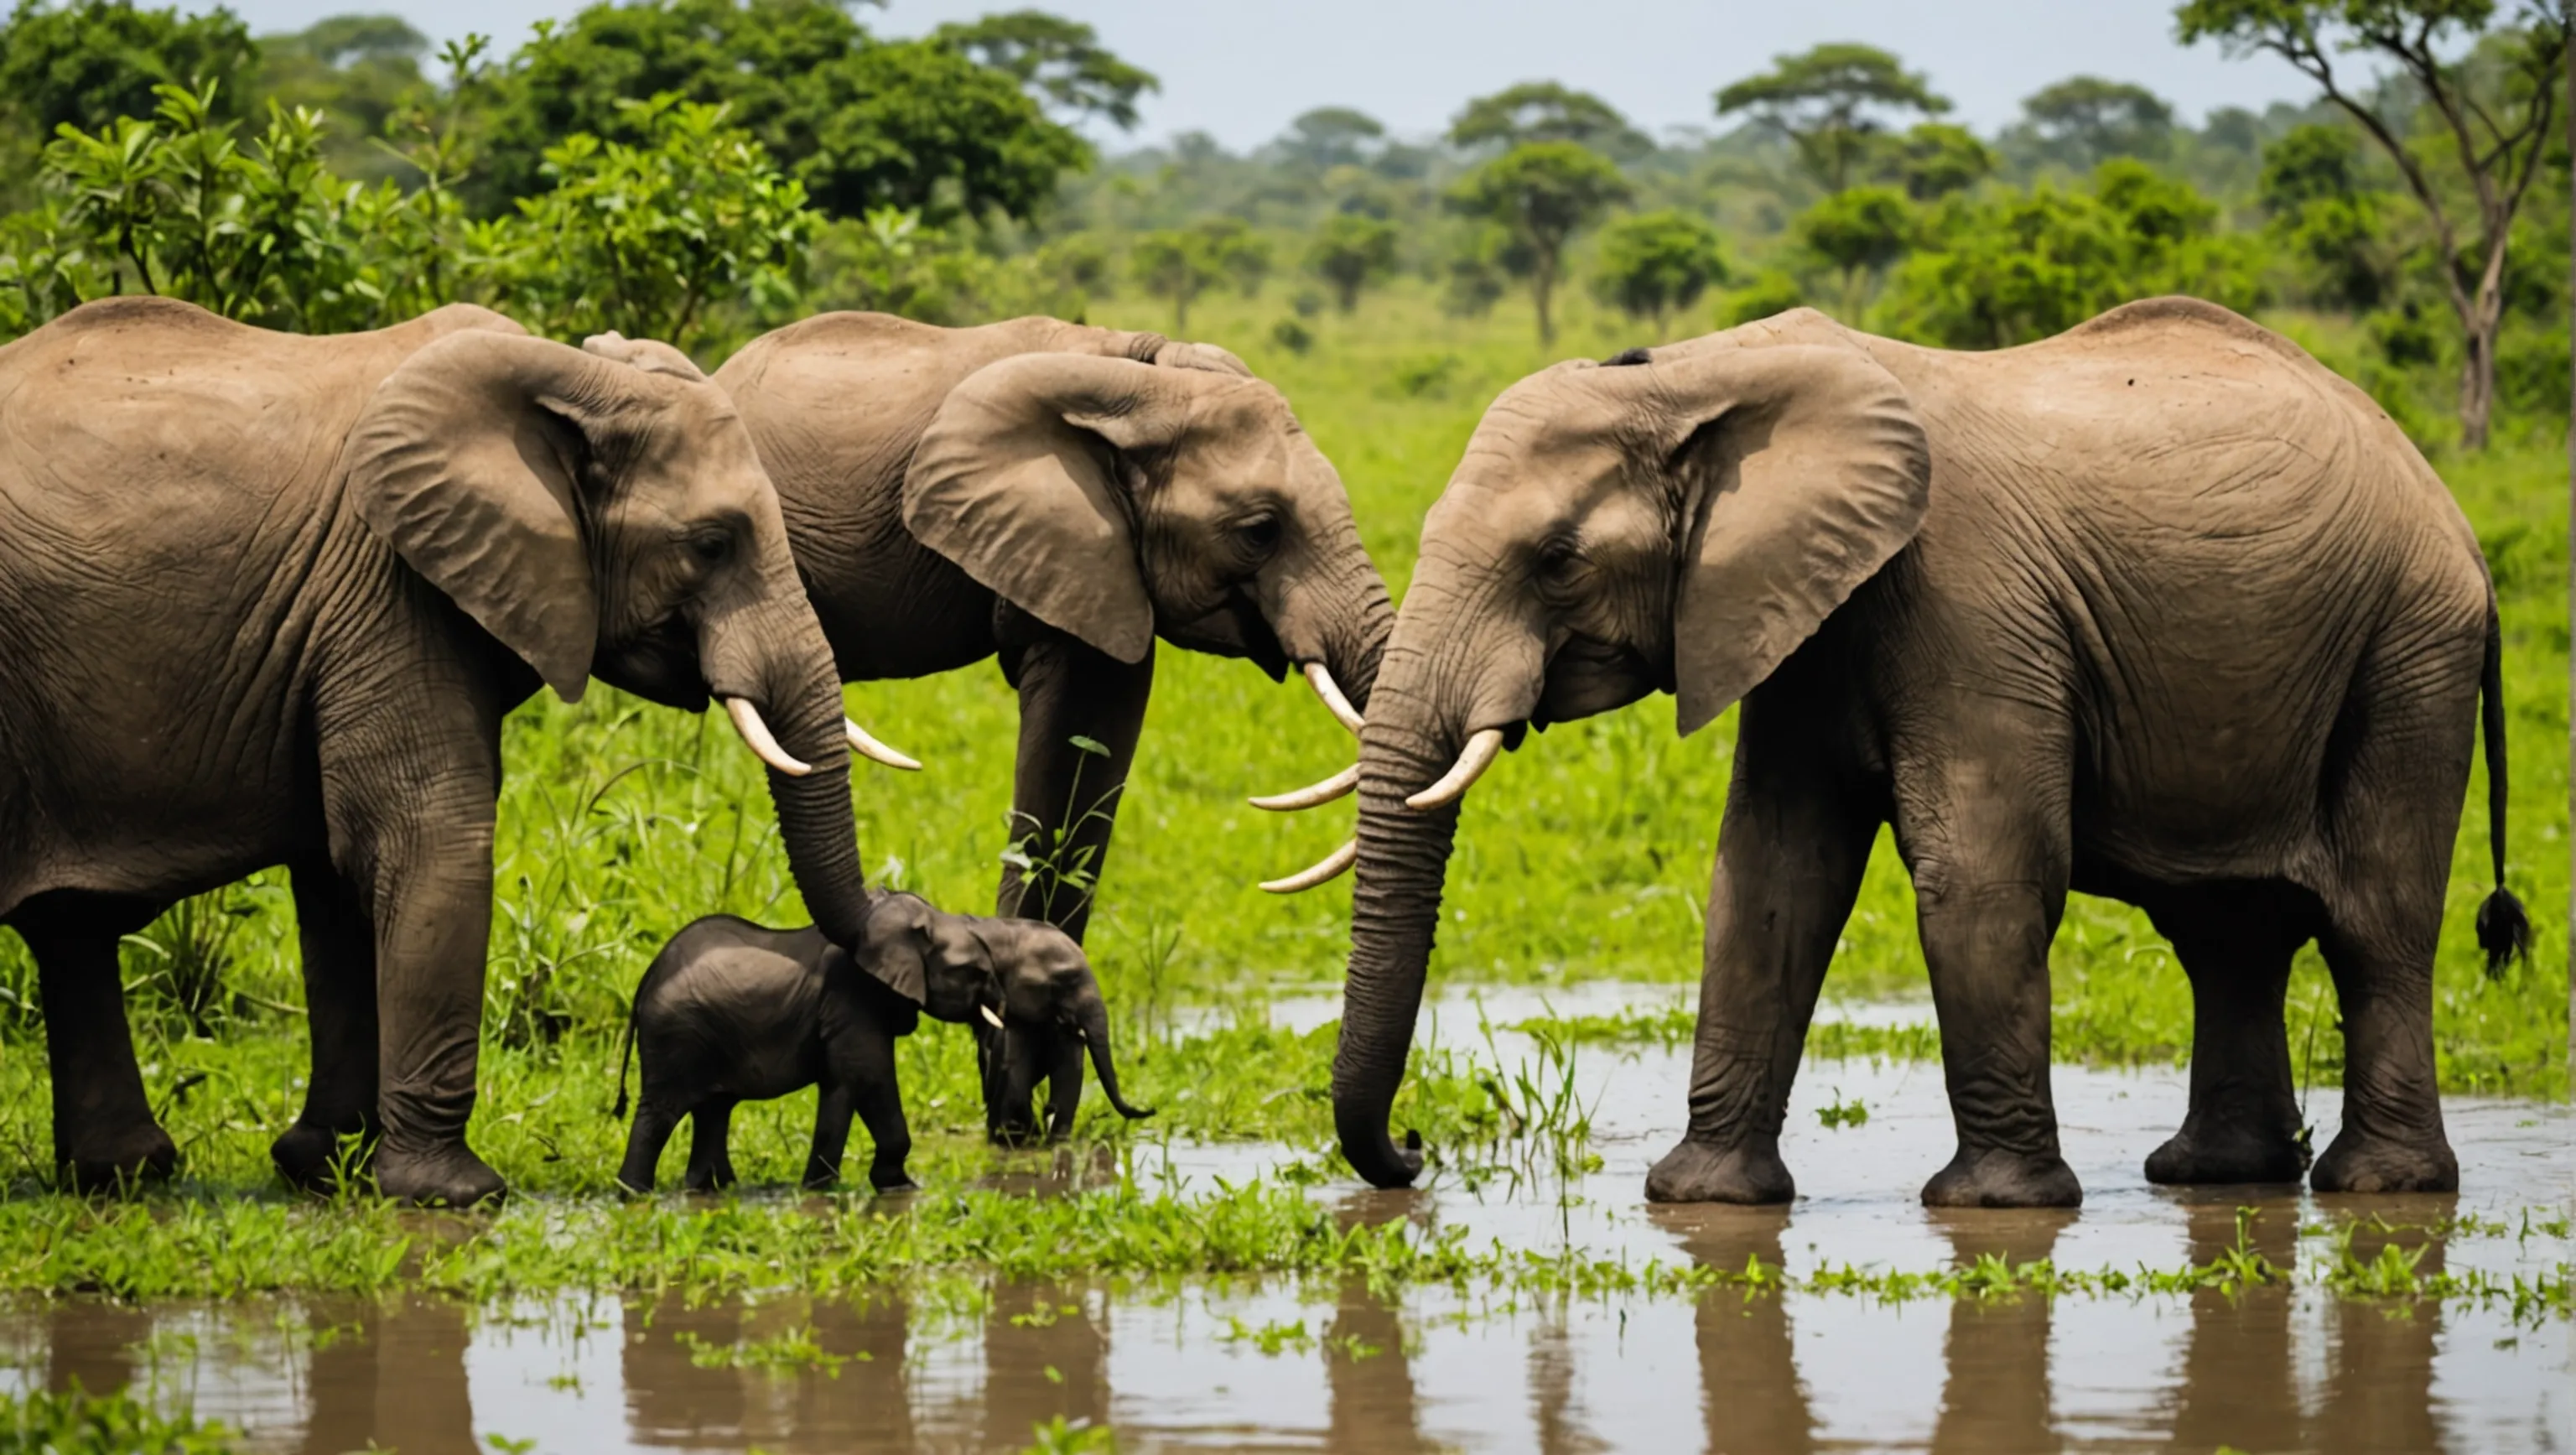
[6,987,2568,1452]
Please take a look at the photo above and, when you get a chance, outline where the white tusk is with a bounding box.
[844,717,922,772]
[1304,663,1365,735]
[979,1003,1005,1031]
[1249,763,1359,812]
[1405,728,1504,812]
[1259,837,1357,894]
[724,698,811,777]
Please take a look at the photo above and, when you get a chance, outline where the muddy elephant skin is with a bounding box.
[1323,299,2528,1208]
[0,299,880,1205]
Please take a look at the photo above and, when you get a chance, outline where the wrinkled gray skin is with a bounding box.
[713,314,1393,943]
[0,299,875,1205]
[614,895,1150,1193]
[1332,299,2527,1208]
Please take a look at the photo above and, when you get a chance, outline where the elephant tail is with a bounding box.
[2472,600,2530,980]
[611,1000,637,1120]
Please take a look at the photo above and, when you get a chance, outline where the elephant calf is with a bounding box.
[614,893,1151,1193]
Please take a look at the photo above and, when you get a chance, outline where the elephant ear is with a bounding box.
[1649,343,1931,736]
[854,892,933,1004]
[903,352,1191,664]
[1153,338,1254,377]
[341,330,620,704]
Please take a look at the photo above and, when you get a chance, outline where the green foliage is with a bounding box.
[932,9,1159,132]
[0,1383,240,1454]
[2260,122,2399,308]
[1448,81,1650,160]
[1795,184,1917,306]
[486,94,816,349]
[1275,106,1386,171]
[1877,160,2267,348]
[1872,121,1996,200]
[2015,75,2179,167]
[468,0,1095,225]
[1304,210,1400,311]
[1588,207,1729,334]
[1715,268,1811,327]
[246,13,432,181]
[0,0,253,142]
[1715,42,1953,192]
[1446,140,1633,342]
[1128,216,1269,330]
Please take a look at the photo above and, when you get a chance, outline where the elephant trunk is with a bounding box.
[1319,538,1394,715]
[701,597,872,948]
[1072,984,1153,1120]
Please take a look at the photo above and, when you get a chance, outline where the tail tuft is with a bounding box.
[612,1086,629,1120]
[2474,887,2531,980]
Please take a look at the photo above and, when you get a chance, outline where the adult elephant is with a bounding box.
[709,313,1394,943]
[0,298,900,1204]
[1288,299,2527,1207]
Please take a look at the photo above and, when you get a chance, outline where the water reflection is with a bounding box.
[304,1299,476,1455]
[1926,1210,2070,1455]
[2163,1193,2300,1452]
[1327,1193,1430,1453]
[1649,1205,1816,1455]
[2314,1208,2447,1455]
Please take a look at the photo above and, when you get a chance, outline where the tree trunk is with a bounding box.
[1533,257,1556,346]
[2458,312,2497,452]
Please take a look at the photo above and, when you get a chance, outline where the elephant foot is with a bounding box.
[57,1125,179,1194]
[867,1168,918,1193]
[2144,1118,2303,1187]
[1921,1146,2081,1208]
[272,1120,379,1194]
[1644,1137,1794,1204]
[376,1143,505,1208]
[2311,1128,2457,1194]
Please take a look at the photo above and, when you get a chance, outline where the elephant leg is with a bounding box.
[997,634,1155,943]
[804,1081,854,1191]
[1900,740,2080,1209]
[2142,886,2314,1186]
[17,897,177,1190]
[683,1099,737,1192]
[2309,643,2471,1195]
[1645,685,1878,1205]
[273,860,382,1193]
[834,1021,915,1191]
[618,1099,680,1195]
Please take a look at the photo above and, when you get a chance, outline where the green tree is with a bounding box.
[1305,210,1400,311]
[1449,81,1652,159]
[1130,216,1267,330]
[1275,106,1385,170]
[1588,209,1728,335]
[1873,121,1995,200]
[2017,75,2178,165]
[0,0,254,208]
[1877,159,2265,348]
[491,94,818,349]
[1446,139,1633,344]
[1716,43,1951,192]
[2259,122,2398,307]
[1797,184,1917,310]
[470,0,1095,224]
[2178,0,2573,448]
[931,10,1159,130]
[247,14,433,181]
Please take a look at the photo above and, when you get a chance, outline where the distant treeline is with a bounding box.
[0,0,2567,448]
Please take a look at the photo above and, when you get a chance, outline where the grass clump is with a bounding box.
[0,1382,239,1453]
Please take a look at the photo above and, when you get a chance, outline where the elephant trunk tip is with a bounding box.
[1334,1100,1426,1189]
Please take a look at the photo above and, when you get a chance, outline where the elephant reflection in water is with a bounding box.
[2311,1208,2449,1455]
[2166,1197,2302,1452]
[621,1295,915,1453]
[299,1298,477,1455]
[42,1301,149,1400]
[1927,1210,2072,1455]
[979,1280,1108,1447]
[1650,1204,1818,1455]
[1324,1273,1429,1452]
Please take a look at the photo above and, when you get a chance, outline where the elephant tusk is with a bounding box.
[724,698,811,777]
[1249,763,1359,812]
[979,1003,1005,1031]
[845,717,922,772]
[1405,728,1504,812]
[1304,663,1365,735]
[1259,837,1357,894]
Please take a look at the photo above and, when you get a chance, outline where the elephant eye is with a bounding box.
[1233,511,1282,556]
[685,527,735,567]
[1535,534,1582,582]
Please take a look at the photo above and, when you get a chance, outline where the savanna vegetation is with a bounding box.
[0,0,2563,1322]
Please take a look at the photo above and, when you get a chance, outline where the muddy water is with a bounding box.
[4,988,2568,1453]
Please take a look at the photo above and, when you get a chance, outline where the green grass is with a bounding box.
[0,283,2559,1298]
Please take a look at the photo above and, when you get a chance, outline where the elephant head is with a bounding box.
[337,326,911,950]
[903,348,1392,754]
[1296,316,1933,1186]
[860,891,1152,1143]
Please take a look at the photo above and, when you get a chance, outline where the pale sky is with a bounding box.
[208,0,2341,149]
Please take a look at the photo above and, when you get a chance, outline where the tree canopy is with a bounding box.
[1449,81,1652,160]
[2018,75,2179,166]
[931,10,1159,131]
[1447,139,1633,342]
[1715,43,1951,192]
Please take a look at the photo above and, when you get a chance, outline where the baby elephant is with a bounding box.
[614,892,1150,1193]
